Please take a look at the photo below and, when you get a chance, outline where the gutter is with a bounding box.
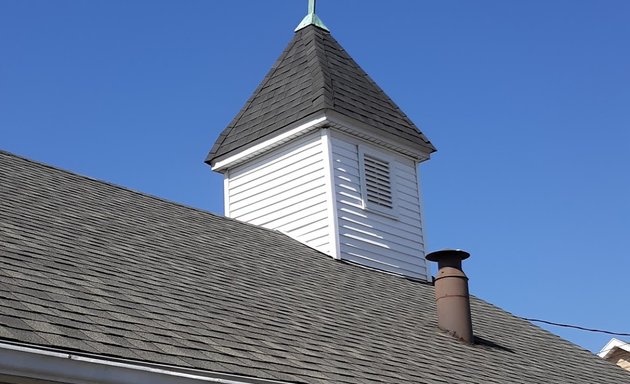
[0,340,291,384]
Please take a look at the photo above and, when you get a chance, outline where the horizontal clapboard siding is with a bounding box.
[331,132,428,280]
[228,133,331,254]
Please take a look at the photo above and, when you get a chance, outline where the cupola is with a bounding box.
[206,1,436,280]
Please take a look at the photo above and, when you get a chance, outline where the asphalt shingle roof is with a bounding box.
[0,150,628,384]
[207,25,435,164]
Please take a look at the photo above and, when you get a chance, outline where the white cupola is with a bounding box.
[206,5,436,281]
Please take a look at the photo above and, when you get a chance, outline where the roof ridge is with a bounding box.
[350,56,426,139]
[323,32,430,143]
[302,25,334,111]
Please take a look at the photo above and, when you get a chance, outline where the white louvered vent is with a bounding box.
[363,154,393,209]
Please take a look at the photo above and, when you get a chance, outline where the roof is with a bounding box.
[599,338,630,359]
[1,149,628,383]
[206,25,435,165]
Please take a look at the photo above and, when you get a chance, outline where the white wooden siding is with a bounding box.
[224,127,428,280]
[331,132,429,280]
[227,133,331,254]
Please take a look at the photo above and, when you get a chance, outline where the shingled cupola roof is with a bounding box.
[206,22,436,166]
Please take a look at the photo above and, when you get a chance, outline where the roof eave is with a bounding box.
[208,109,435,172]
[0,340,292,384]
[325,110,436,162]
[598,338,630,359]
[209,111,329,172]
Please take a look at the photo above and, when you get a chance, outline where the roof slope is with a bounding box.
[207,25,435,164]
[0,150,627,384]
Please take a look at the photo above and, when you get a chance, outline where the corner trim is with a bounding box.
[224,170,231,217]
[320,128,341,259]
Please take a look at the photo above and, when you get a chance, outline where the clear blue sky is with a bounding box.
[1,1,629,354]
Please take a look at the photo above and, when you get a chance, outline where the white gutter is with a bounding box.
[0,341,290,384]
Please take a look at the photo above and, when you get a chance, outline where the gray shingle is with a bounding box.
[207,25,435,164]
[0,150,628,383]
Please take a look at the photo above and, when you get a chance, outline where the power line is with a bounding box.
[521,317,630,337]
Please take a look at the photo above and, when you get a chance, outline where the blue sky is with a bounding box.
[1,1,629,354]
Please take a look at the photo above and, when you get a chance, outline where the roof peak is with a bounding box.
[295,0,329,32]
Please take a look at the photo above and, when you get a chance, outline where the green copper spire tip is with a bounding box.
[295,0,329,32]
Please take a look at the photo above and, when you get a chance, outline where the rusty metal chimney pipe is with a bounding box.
[426,249,473,343]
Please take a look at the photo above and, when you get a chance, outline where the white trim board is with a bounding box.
[211,110,432,173]
[223,170,231,217]
[599,338,630,359]
[321,128,341,259]
[325,110,433,163]
[211,115,327,172]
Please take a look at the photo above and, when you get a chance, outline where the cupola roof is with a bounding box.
[207,23,435,165]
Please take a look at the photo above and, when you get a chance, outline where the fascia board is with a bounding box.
[598,338,630,359]
[211,113,328,172]
[324,110,433,163]
[210,108,434,172]
[0,341,289,384]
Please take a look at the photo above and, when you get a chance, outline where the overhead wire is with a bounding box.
[517,317,630,355]
[520,317,630,337]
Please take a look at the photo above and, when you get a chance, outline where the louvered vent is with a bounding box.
[364,155,393,209]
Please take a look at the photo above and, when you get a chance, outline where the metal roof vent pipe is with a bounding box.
[426,249,474,343]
